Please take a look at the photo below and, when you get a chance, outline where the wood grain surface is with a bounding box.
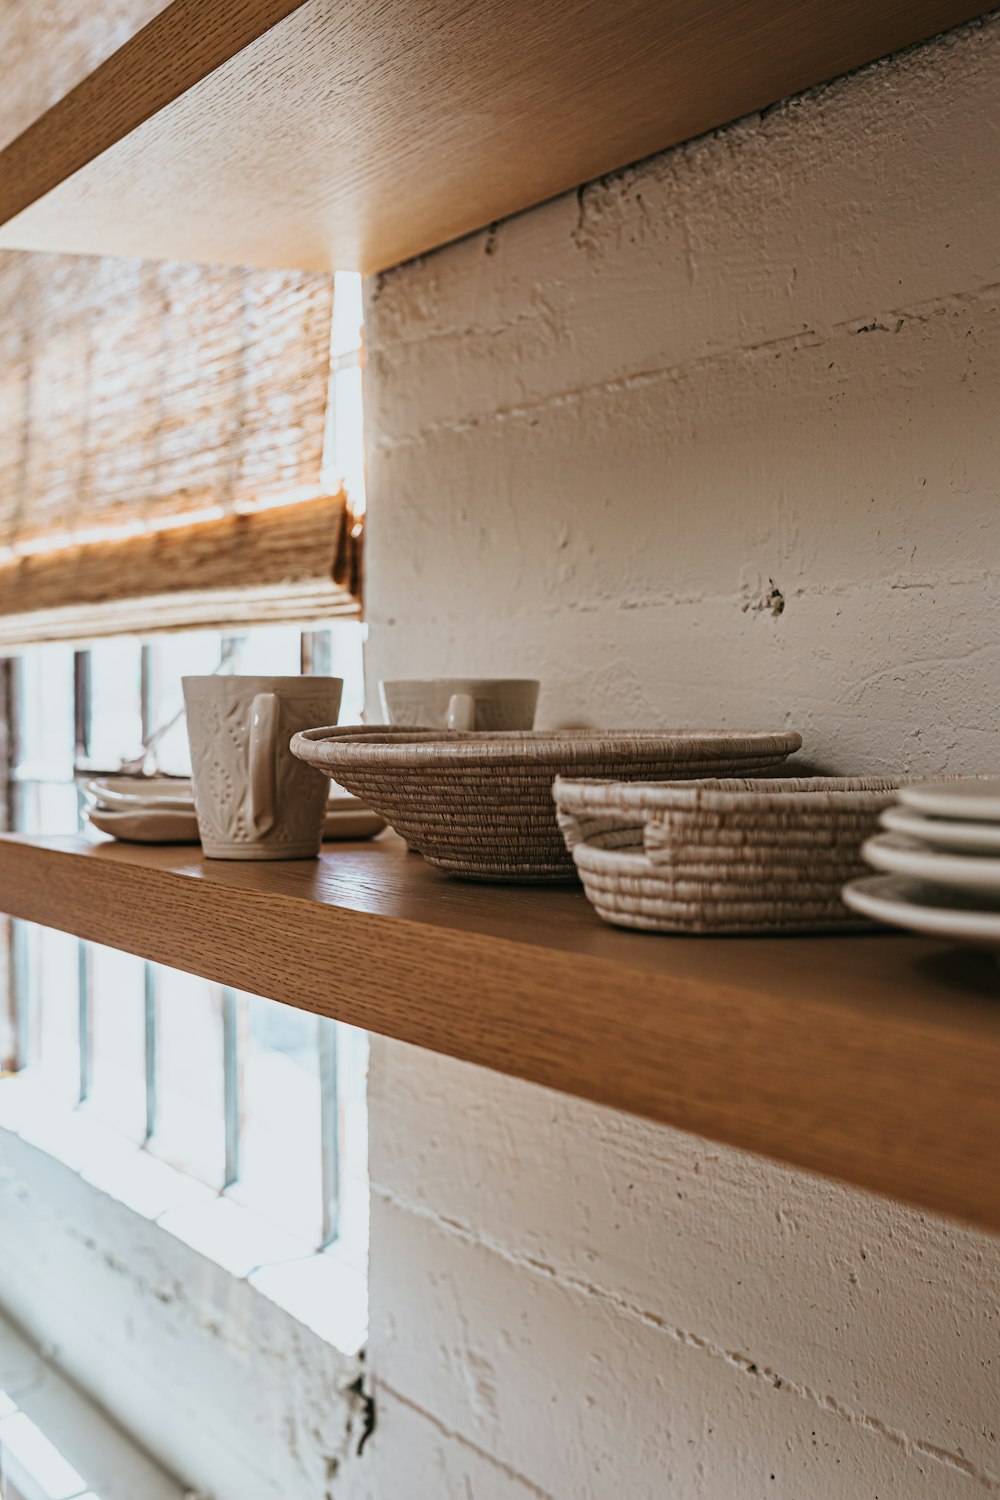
[0,831,997,1230]
[0,0,309,230]
[0,0,987,271]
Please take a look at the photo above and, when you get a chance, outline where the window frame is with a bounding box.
[2,624,359,1254]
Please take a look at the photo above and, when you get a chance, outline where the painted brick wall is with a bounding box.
[362,14,1000,1497]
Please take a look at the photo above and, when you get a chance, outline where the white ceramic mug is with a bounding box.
[183,675,343,859]
[379,678,540,731]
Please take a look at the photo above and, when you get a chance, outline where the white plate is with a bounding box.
[88,805,385,845]
[863,833,1000,897]
[86,775,194,812]
[87,806,200,843]
[880,805,1000,855]
[898,778,1000,823]
[842,874,1000,947]
[323,808,386,841]
[88,775,368,816]
[326,788,369,816]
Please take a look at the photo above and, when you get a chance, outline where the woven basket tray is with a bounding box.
[291,726,801,882]
[553,775,900,929]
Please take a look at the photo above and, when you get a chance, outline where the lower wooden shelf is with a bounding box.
[0,831,997,1231]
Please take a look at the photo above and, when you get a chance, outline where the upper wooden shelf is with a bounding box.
[0,0,987,272]
[0,831,997,1231]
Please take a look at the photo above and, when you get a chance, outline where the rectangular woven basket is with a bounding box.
[553,775,902,933]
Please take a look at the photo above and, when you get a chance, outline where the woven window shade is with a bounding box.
[0,249,362,646]
[0,0,362,646]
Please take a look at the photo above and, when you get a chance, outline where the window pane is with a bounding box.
[332,271,364,357]
[230,627,301,678]
[328,621,365,724]
[86,944,146,1141]
[88,639,143,769]
[231,993,322,1245]
[149,967,224,1187]
[17,644,74,781]
[20,921,78,1103]
[147,631,225,777]
[0,1410,88,1500]
[14,644,78,835]
[15,782,78,836]
[338,1023,370,1266]
[333,363,365,508]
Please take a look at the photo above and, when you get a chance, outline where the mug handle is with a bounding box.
[249,692,280,834]
[446,693,476,731]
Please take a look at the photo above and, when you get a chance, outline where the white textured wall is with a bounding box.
[365,16,1000,773]
[363,14,1000,1498]
[0,1131,371,1500]
[368,1048,999,1498]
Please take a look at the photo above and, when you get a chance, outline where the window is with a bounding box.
[1,1404,97,1500]
[0,1307,184,1500]
[326,270,366,516]
[2,621,369,1300]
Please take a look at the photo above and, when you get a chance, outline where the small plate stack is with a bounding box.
[844,778,1000,949]
[83,775,385,846]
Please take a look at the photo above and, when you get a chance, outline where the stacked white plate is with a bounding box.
[843,778,1000,949]
[83,775,385,845]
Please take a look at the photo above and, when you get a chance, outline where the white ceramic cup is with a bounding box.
[183,675,343,859]
[378,678,540,731]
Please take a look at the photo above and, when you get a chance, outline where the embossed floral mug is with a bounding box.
[183,675,343,859]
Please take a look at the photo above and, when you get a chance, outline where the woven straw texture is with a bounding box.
[0,253,334,553]
[291,726,801,881]
[553,775,901,931]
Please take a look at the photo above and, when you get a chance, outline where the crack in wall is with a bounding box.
[369,570,997,626]
[377,1379,559,1499]
[371,282,1000,454]
[842,638,1000,698]
[347,1369,376,1457]
[373,1185,1000,1492]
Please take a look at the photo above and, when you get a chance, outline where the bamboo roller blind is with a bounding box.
[0,251,357,644]
[0,0,360,646]
[0,249,338,547]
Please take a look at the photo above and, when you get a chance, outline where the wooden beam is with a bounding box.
[0,0,311,232]
[0,832,997,1231]
[0,0,988,272]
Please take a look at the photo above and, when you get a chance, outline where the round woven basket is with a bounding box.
[553,775,900,929]
[291,726,802,881]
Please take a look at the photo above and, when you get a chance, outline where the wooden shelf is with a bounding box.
[0,831,997,1228]
[0,0,987,271]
